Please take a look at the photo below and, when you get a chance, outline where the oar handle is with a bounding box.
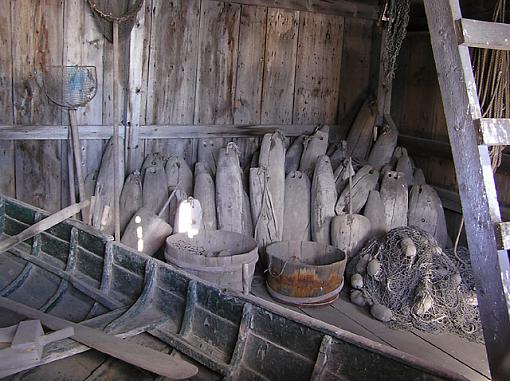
[0,200,90,253]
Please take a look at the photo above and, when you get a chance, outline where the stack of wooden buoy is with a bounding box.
[85,100,449,299]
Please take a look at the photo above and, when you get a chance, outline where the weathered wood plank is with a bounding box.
[194,0,240,124]
[261,8,299,124]
[12,0,63,212]
[293,12,344,124]
[424,1,510,379]
[234,5,267,125]
[213,0,380,20]
[146,0,200,125]
[0,0,15,197]
[337,17,374,122]
[457,18,510,51]
[476,118,510,146]
[0,124,330,139]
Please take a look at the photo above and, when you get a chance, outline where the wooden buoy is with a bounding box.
[368,124,398,170]
[91,137,125,235]
[216,144,244,234]
[409,184,449,247]
[259,132,285,241]
[396,150,414,186]
[283,171,311,241]
[346,99,376,162]
[84,171,98,201]
[197,138,222,175]
[311,155,337,244]
[141,152,167,175]
[329,140,347,171]
[285,135,304,175]
[142,164,168,215]
[242,190,254,237]
[363,190,387,237]
[335,165,379,215]
[165,156,193,196]
[413,168,426,185]
[299,126,329,177]
[121,207,173,257]
[119,171,142,234]
[331,214,371,258]
[193,162,217,231]
[333,158,354,194]
[380,171,408,229]
[266,241,346,306]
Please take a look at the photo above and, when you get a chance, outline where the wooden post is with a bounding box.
[112,22,121,242]
[423,1,510,379]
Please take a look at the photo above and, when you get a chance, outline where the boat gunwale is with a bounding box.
[0,194,467,381]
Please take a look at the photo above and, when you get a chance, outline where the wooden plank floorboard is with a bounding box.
[331,292,489,380]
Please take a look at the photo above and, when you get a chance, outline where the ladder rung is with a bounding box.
[476,118,510,146]
[457,18,510,50]
[496,222,510,250]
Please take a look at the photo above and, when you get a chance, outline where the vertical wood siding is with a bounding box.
[0,0,376,211]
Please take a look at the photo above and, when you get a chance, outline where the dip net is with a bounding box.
[347,227,483,343]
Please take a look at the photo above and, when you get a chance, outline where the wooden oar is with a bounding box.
[0,200,90,254]
[0,297,198,379]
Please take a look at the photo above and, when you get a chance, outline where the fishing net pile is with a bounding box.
[347,226,482,343]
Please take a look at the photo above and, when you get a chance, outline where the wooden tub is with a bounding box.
[164,230,258,294]
[266,241,347,306]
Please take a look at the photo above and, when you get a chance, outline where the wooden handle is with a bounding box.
[0,200,90,253]
[0,297,198,379]
[69,109,89,223]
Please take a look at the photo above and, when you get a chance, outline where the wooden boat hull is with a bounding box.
[0,195,465,380]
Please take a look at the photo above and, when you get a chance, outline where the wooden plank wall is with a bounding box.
[392,32,510,242]
[0,0,376,212]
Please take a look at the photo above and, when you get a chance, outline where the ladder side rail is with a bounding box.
[423,1,510,380]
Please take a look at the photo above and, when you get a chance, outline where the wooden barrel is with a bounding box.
[164,230,258,294]
[266,241,346,306]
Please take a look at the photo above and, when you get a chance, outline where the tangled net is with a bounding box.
[347,227,483,343]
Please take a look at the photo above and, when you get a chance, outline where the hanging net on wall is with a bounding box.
[347,227,483,343]
[382,0,411,83]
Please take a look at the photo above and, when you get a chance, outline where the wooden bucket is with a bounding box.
[164,230,258,294]
[266,241,347,306]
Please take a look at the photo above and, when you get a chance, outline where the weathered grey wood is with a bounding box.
[283,171,311,241]
[142,164,168,215]
[424,1,510,379]
[12,0,63,212]
[299,126,329,177]
[146,0,200,125]
[0,0,14,198]
[457,18,510,51]
[345,98,377,162]
[234,5,267,125]
[119,171,142,233]
[0,297,198,379]
[293,12,344,124]
[215,0,380,20]
[261,8,299,124]
[380,171,408,230]
[476,118,510,146]
[0,200,89,253]
[0,124,324,139]
[331,213,371,258]
[194,162,217,230]
[363,189,386,237]
[335,165,378,215]
[311,155,337,244]
[194,1,240,124]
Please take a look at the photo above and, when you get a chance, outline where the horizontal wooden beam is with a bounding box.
[476,118,510,146]
[398,133,510,171]
[0,124,325,140]
[215,0,380,20]
[457,18,510,50]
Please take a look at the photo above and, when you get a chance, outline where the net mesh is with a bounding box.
[43,66,97,109]
[347,227,483,343]
[383,0,411,83]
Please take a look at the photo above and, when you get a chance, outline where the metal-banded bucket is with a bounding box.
[164,230,258,294]
[266,241,347,306]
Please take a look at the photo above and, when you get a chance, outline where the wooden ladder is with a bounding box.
[423,1,510,379]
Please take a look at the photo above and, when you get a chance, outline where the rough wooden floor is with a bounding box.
[2,273,490,381]
[250,273,491,381]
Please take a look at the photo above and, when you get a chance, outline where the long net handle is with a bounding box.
[87,0,144,23]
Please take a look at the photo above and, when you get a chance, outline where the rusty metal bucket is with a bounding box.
[266,241,347,306]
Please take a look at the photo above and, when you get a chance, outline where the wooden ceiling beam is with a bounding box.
[213,0,380,20]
